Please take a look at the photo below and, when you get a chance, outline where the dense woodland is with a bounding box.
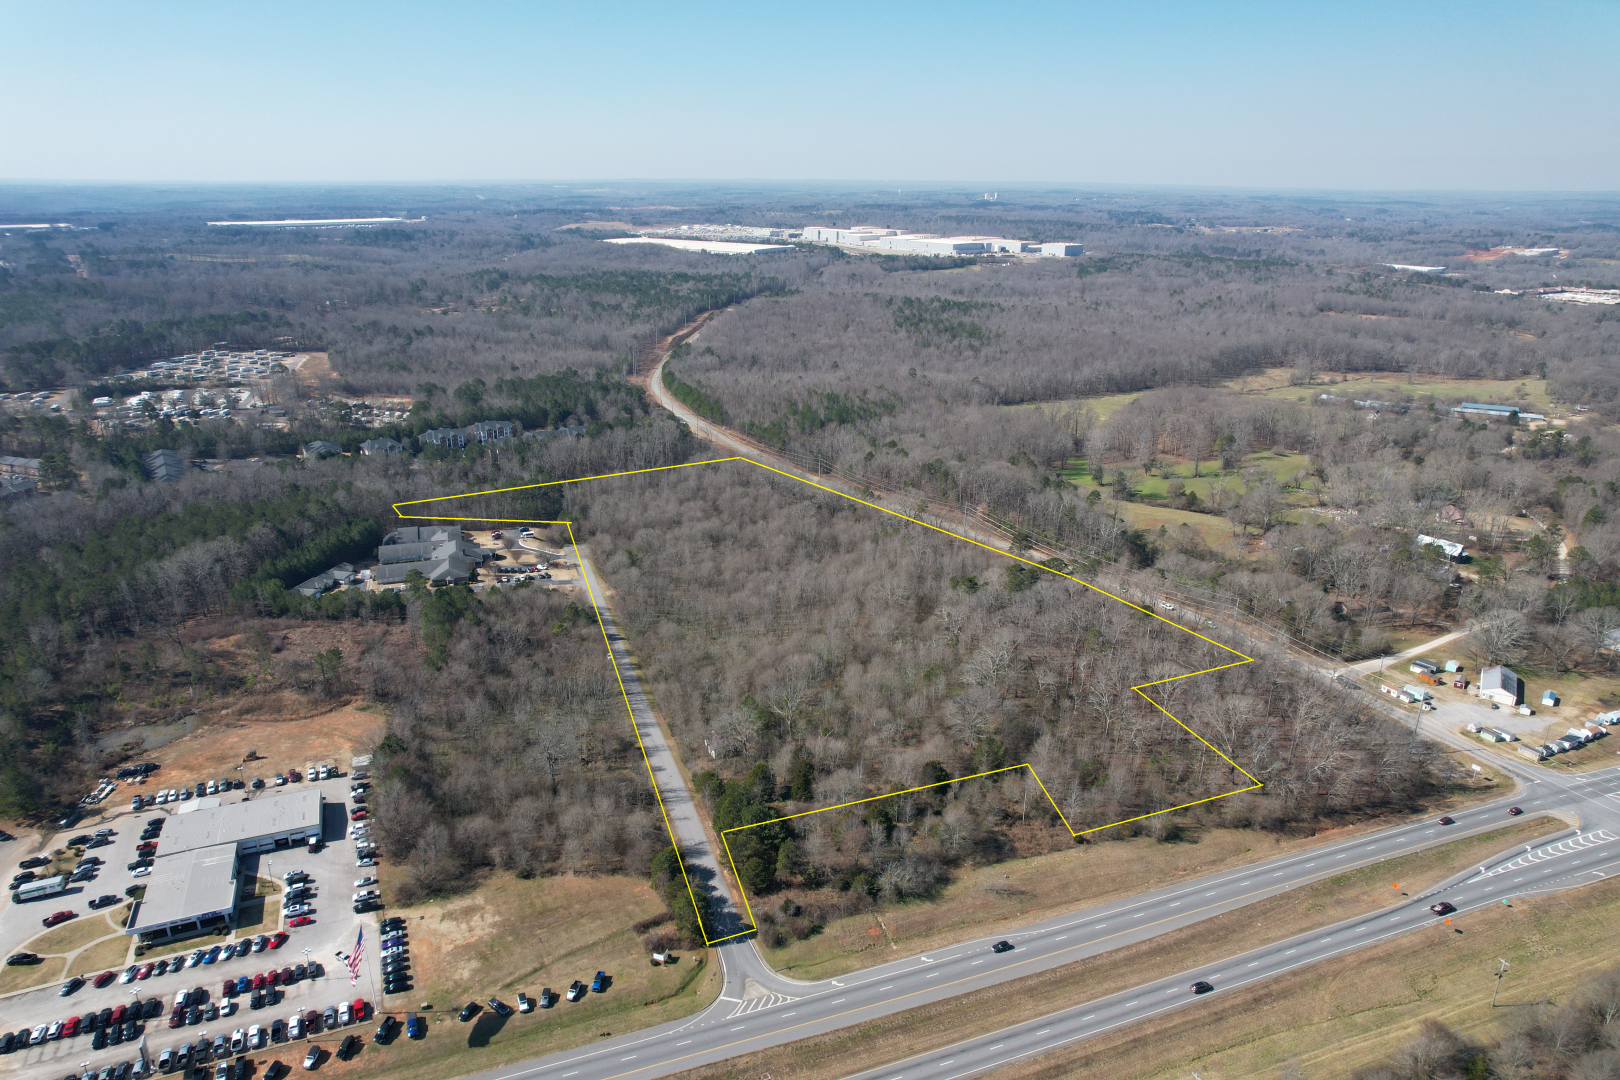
[3,185,1620,929]
[582,463,1458,941]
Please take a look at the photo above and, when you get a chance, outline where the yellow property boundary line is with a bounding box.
[392,456,1261,946]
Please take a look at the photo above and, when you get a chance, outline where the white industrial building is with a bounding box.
[801,226,1080,257]
[125,789,324,944]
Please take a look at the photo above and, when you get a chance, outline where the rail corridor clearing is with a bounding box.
[392,455,1263,946]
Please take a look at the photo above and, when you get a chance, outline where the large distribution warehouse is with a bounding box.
[125,789,324,944]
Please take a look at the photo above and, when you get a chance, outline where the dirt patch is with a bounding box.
[146,703,382,786]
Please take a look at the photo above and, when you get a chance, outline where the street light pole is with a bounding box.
[1493,958,1510,1006]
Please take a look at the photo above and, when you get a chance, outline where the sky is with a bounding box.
[3,0,1616,191]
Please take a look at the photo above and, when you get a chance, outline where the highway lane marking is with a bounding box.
[782,1013,795,1017]
[1055,936,1067,940]
[879,986,893,991]
[1248,961,1259,966]
[730,1025,746,1031]
[560,1073,577,1077]
[545,821,1579,1080]
[1286,949,1296,954]
[1035,1029,1049,1035]
[971,960,985,965]
[621,1055,637,1061]
[1125,1001,1139,1006]
[675,1041,690,1046]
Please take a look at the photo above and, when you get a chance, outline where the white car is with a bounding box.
[337,1001,351,1025]
[284,903,312,917]
[352,890,379,903]
[121,965,140,984]
[45,1019,62,1040]
[287,1013,303,1039]
[247,1024,265,1049]
[221,999,237,1017]
[231,1028,245,1052]
[156,790,169,805]
[354,877,377,889]
[132,866,151,878]
[357,857,376,868]
[381,945,406,958]
[29,1024,46,1045]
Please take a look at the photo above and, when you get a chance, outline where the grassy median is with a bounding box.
[662,816,1562,1080]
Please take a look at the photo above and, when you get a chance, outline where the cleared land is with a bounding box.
[663,818,1561,1080]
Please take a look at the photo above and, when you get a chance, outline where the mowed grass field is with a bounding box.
[664,819,1563,1080]
[307,874,721,1080]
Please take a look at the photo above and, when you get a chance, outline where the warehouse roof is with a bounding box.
[160,789,323,856]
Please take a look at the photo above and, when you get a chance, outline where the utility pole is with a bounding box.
[1492,958,1510,1006]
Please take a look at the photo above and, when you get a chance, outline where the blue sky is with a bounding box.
[3,0,1615,189]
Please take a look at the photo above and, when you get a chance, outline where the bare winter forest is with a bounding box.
[581,462,1455,937]
[3,183,1620,925]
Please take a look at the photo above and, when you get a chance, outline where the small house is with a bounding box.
[301,440,342,460]
[1402,684,1434,702]
[1541,690,1558,708]
[1438,505,1467,527]
[1410,659,1440,675]
[1479,665,1522,707]
[359,437,403,457]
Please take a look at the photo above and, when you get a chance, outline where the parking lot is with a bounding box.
[1,774,392,1079]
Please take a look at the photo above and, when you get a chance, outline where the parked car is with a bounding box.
[539,987,557,1008]
[566,981,586,1002]
[488,997,512,1017]
[93,970,117,988]
[457,1002,481,1022]
[89,894,122,910]
[269,932,289,949]
[591,971,608,993]
[407,1015,425,1039]
[287,1012,303,1039]
[42,910,77,928]
[323,1006,338,1030]
[337,1033,360,1060]
[302,1045,320,1071]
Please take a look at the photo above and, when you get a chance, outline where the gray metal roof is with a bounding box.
[160,789,322,856]
[126,843,238,935]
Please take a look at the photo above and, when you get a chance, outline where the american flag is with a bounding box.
[344,927,364,986]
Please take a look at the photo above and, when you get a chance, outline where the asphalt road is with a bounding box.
[448,757,1620,1080]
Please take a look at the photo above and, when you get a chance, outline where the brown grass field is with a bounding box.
[661,818,1561,1080]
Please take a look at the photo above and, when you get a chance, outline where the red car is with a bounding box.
[62,1016,79,1038]
[223,979,235,998]
[349,809,368,821]
[287,916,314,927]
[1438,816,1454,826]
[42,910,76,928]
[253,973,267,990]
[136,962,155,980]
[267,968,281,986]
[110,1004,127,1024]
[167,1013,183,1029]
[352,998,367,1022]
[268,932,288,950]
[92,971,117,989]
[280,967,294,984]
